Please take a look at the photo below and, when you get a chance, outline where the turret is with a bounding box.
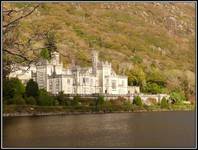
[92,50,99,74]
[51,51,60,65]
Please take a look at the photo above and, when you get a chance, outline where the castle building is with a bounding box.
[9,51,140,95]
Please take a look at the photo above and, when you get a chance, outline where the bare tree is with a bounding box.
[2,3,45,78]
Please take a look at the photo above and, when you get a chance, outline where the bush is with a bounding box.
[37,89,55,106]
[25,96,37,105]
[160,97,169,109]
[103,100,113,112]
[133,96,142,107]
[25,79,39,98]
[97,95,105,105]
[169,90,186,104]
[12,95,26,105]
[95,95,105,111]
[143,82,164,94]
[56,91,66,106]
[71,95,81,106]
[123,100,132,111]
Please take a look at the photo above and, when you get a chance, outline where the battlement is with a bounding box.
[101,61,111,67]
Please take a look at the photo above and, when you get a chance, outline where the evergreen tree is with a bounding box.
[44,31,57,59]
[160,97,169,108]
[133,96,142,107]
[3,78,25,100]
[25,79,39,98]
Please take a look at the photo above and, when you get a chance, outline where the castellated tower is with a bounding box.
[92,50,99,74]
[51,51,60,65]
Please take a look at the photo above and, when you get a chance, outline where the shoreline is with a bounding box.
[3,109,194,117]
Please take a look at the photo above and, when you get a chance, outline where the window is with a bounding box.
[106,79,109,85]
[83,78,86,83]
[90,79,93,85]
[56,80,59,88]
[112,80,116,90]
[86,78,89,83]
[67,79,70,84]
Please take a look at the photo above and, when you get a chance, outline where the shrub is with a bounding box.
[133,96,142,107]
[169,90,186,104]
[97,95,105,105]
[12,95,26,105]
[70,95,81,106]
[95,95,105,111]
[160,97,169,109]
[37,89,55,106]
[56,91,66,106]
[143,82,164,94]
[25,96,37,105]
[123,100,132,111]
[103,100,113,112]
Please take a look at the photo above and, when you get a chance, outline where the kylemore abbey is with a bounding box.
[9,50,169,104]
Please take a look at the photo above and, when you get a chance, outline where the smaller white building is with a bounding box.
[9,64,36,85]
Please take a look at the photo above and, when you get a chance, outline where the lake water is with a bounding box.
[3,111,196,148]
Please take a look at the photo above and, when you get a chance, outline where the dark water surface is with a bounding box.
[3,111,196,148]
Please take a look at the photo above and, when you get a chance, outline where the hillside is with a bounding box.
[3,2,196,99]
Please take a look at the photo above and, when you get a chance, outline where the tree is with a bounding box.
[160,97,169,109]
[40,48,50,60]
[143,82,164,94]
[133,96,143,107]
[3,3,41,78]
[44,31,57,59]
[180,75,191,101]
[126,66,146,89]
[146,67,166,87]
[25,79,39,98]
[3,78,15,100]
[3,78,25,100]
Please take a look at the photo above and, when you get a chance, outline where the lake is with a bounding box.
[3,111,196,148]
